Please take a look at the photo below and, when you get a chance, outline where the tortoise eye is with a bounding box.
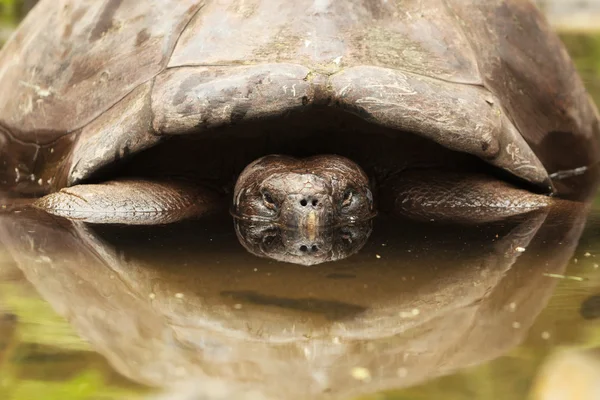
[340,229,353,244]
[263,233,277,247]
[262,190,277,209]
[342,189,353,207]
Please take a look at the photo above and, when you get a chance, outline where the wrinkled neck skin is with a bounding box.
[233,155,375,230]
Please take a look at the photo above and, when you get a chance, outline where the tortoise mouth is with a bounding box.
[78,107,547,197]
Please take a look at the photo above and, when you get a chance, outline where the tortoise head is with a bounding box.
[233,155,374,233]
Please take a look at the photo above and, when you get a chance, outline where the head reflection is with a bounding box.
[233,218,373,265]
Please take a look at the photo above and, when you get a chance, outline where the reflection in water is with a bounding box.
[234,218,373,266]
[532,348,600,400]
[0,312,17,363]
[581,295,600,320]
[0,176,596,399]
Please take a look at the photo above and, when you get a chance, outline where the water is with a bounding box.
[1,182,600,400]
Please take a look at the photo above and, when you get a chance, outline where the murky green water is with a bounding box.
[1,2,600,400]
[1,187,600,400]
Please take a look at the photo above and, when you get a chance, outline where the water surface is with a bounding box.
[1,180,600,399]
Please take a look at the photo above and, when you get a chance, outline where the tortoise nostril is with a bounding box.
[300,244,319,253]
[312,199,318,207]
[300,199,308,207]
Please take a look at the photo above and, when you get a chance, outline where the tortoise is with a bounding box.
[0,0,598,236]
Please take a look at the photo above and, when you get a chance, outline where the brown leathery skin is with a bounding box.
[33,179,220,225]
[233,155,374,228]
[380,170,555,224]
[33,155,558,226]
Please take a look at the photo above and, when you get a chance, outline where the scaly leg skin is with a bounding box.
[380,170,552,224]
[33,179,221,225]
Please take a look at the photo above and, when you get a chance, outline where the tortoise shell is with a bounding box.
[0,0,597,195]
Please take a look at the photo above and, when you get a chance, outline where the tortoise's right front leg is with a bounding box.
[34,179,222,225]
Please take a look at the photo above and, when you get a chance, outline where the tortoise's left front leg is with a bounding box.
[33,179,222,225]
[379,170,552,224]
